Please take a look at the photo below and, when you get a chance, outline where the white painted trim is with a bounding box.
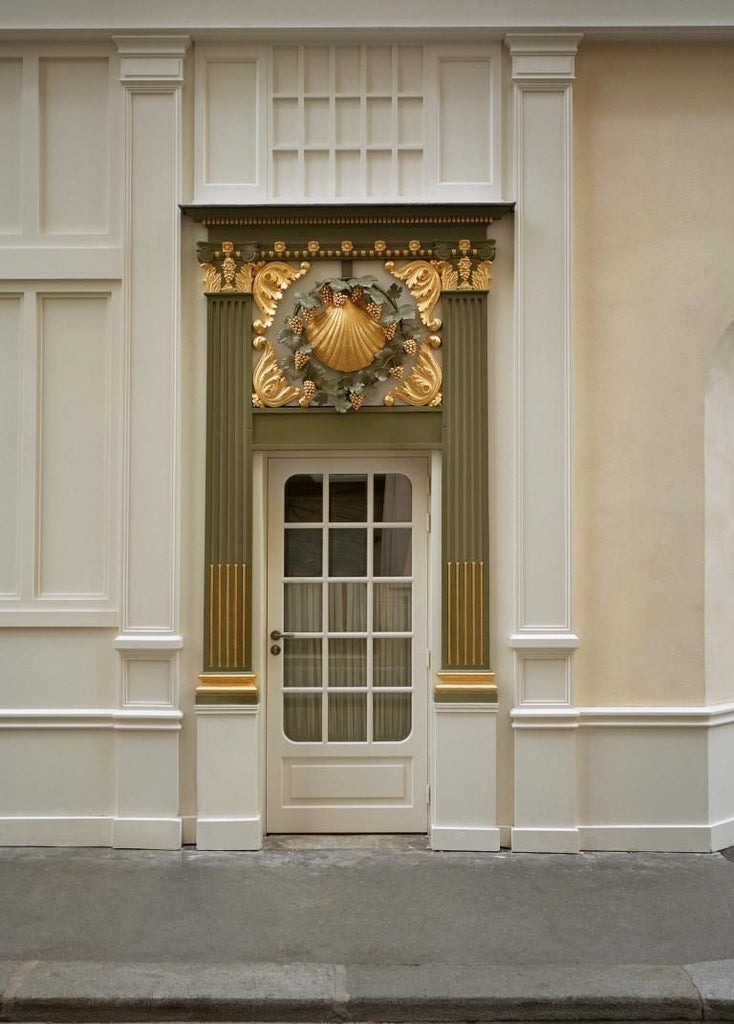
[0,815,182,849]
[114,633,184,650]
[0,816,113,846]
[509,632,580,650]
[509,34,578,641]
[505,34,583,82]
[0,249,122,279]
[112,816,181,850]
[196,817,262,851]
[0,609,119,626]
[113,35,190,87]
[2,2,734,34]
[430,825,501,852]
[181,813,197,845]
[512,703,734,729]
[578,703,734,728]
[511,826,580,853]
[0,708,182,729]
[711,818,734,851]
[511,707,579,728]
[195,704,258,715]
[577,825,717,854]
[433,703,499,714]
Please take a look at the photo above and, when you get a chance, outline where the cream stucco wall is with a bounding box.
[574,43,734,707]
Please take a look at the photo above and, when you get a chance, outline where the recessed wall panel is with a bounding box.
[0,297,22,595]
[438,59,492,184]
[39,58,110,234]
[0,60,22,234]
[38,294,110,597]
[205,61,258,184]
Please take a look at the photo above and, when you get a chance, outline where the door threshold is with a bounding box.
[263,833,429,852]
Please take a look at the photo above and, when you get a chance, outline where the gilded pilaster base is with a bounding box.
[195,673,259,706]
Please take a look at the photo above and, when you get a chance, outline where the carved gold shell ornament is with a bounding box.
[306,295,385,373]
[274,276,428,413]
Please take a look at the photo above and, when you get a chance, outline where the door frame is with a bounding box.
[252,449,442,834]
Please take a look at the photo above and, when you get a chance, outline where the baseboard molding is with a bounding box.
[577,824,718,853]
[709,818,734,852]
[181,814,197,846]
[511,827,581,854]
[430,825,501,852]
[196,816,263,851]
[0,815,113,846]
[112,817,182,850]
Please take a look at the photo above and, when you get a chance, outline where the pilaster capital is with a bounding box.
[504,33,583,84]
[113,35,191,88]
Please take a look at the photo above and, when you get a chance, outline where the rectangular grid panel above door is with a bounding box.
[270,46,425,202]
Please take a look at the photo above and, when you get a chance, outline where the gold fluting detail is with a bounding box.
[252,341,301,408]
[307,294,386,373]
[252,261,310,329]
[208,563,248,669]
[385,260,442,332]
[384,341,442,407]
[446,560,486,667]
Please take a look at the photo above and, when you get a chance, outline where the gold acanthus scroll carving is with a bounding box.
[252,338,301,408]
[384,341,442,407]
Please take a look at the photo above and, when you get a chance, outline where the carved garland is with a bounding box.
[251,264,444,412]
[275,276,424,412]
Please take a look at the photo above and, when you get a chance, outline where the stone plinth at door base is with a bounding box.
[195,674,263,851]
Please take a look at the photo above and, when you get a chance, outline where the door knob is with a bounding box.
[270,629,295,641]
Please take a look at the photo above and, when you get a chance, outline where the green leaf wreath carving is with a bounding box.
[276,275,423,412]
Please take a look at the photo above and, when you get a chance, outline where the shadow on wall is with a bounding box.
[705,320,734,706]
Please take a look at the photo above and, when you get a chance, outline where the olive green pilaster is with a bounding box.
[204,295,253,671]
[442,292,490,670]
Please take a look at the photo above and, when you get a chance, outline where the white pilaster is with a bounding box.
[112,35,190,849]
[506,34,582,853]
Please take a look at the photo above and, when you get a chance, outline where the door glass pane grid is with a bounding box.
[281,471,415,744]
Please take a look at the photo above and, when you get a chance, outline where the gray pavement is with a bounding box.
[2,840,734,1020]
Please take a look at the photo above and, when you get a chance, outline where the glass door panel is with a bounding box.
[280,470,414,745]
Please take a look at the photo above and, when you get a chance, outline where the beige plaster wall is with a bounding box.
[574,43,734,706]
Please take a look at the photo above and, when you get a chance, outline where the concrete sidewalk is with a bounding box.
[2,840,734,1020]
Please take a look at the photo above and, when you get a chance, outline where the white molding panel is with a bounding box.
[424,44,502,201]
[0,283,121,625]
[0,41,121,249]
[194,42,502,204]
[0,294,22,598]
[0,57,22,234]
[194,44,266,204]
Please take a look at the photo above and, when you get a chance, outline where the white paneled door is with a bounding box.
[266,456,429,832]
